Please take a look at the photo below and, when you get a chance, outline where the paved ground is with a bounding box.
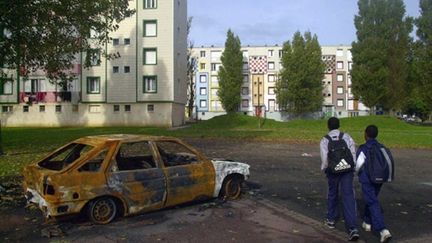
[1,138,431,242]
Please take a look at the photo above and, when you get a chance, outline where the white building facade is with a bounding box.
[0,0,187,127]
[192,45,369,121]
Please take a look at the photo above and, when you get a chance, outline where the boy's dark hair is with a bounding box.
[328,117,340,131]
[365,125,378,138]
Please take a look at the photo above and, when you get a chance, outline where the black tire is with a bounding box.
[88,197,117,224]
[220,175,243,200]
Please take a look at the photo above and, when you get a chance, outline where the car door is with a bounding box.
[153,140,215,207]
[106,140,167,215]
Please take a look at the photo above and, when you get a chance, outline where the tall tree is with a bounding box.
[0,0,134,83]
[218,30,243,113]
[351,0,412,113]
[414,0,432,119]
[276,31,324,115]
[186,17,197,119]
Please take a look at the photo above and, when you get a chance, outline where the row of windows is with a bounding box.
[1,104,155,113]
[86,76,157,94]
[112,38,131,46]
[200,50,284,59]
[199,74,277,83]
[199,99,277,110]
[113,66,130,74]
[86,48,158,66]
[198,87,276,97]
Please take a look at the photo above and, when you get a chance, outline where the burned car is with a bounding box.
[23,135,250,224]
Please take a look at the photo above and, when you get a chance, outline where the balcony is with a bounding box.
[19,91,74,104]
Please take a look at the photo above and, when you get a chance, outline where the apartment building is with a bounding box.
[192,45,369,121]
[0,0,187,127]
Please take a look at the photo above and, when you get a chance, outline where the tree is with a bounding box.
[275,31,324,116]
[218,30,243,113]
[414,0,432,120]
[351,0,412,114]
[186,17,197,119]
[0,0,134,83]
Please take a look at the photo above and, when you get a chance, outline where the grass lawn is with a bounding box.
[1,114,431,177]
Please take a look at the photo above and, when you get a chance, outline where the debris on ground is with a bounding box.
[41,225,65,238]
[301,153,313,157]
[0,177,26,209]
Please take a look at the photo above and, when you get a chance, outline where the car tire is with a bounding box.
[88,197,117,224]
[220,175,243,200]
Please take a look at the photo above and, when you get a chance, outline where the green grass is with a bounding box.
[1,114,431,177]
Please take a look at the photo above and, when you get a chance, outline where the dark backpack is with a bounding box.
[365,142,395,183]
[325,132,355,174]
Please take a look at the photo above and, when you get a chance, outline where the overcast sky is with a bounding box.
[188,0,421,47]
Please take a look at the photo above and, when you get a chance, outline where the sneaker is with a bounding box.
[324,219,335,229]
[348,229,360,241]
[362,222,371,232]
[380,229,392,243]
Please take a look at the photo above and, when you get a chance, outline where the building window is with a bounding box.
[337,87,344,94]
[124,66,130,73]
[87,49,101,66]
[279,50,283,58]
[348,62,353,71]
[39,105,45,112]
[241,87,249,95]
[211,88,218,96]
[200,87,207,95]
[268,99,275,111]
[113,105,120,112]
[211,63,221,72]
[0,79,13,95]
[144,0,157,9]
[2,106,12,113]
[211,76,218,83]
[268,74,275,83]
[337,99,344,107]
[143,48,157,65]
[200,63,206,70]
[336,49,344,57]
[200,51,206,58]
[124,38,131,45]
[268,50,274,57]
[87,77,100,94]
[113,38,120,46]
[243,75,249,83]
[347,75,352,85]
[242,50,249,58]
[243,62,248,70]
[147,104,154,112]
[200,100,207,108]
[143,76,157,93]
[268,62,275,70]
[113,66,119,73]
[124,105,131,112]
[211,100,221,110]
[337,74,344,82]
[89,105,101,113]
[337,61,344,69]
[199,75,207,83]
[55,105,62,113]
[241,99,249,108]
[268,87,275,95]
[23,106,29,112]
[144,20,157,37]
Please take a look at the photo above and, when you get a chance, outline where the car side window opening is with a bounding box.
[156,141,199,167]
[38,143,94,171]
[115,141,156,171]
[78,149,108,172]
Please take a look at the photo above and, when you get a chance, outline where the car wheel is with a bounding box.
[220,176,243,200]
[88,197,117,224]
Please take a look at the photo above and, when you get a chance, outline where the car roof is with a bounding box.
[76,134,178,145]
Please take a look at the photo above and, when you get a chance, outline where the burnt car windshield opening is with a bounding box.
[38,143,94,171]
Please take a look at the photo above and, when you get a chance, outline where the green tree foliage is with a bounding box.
[186,17,197,119]
[218,30,243,113]
[0,0,134,82]
[414,0,432,118]
[275,31,324,115]
[351,0,412,113]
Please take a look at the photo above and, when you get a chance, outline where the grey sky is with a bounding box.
[188,0,421,47]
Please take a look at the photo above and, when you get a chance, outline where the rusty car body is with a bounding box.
[23,134,250,224]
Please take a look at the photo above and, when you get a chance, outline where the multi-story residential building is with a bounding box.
[192,45,369,121]
[0,0,187,127]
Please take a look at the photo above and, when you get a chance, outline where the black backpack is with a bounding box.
[365,142,395,184]
[325,133,355,174]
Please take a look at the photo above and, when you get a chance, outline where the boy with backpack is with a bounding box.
[320,117,359,241]
[356,125,394,243]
